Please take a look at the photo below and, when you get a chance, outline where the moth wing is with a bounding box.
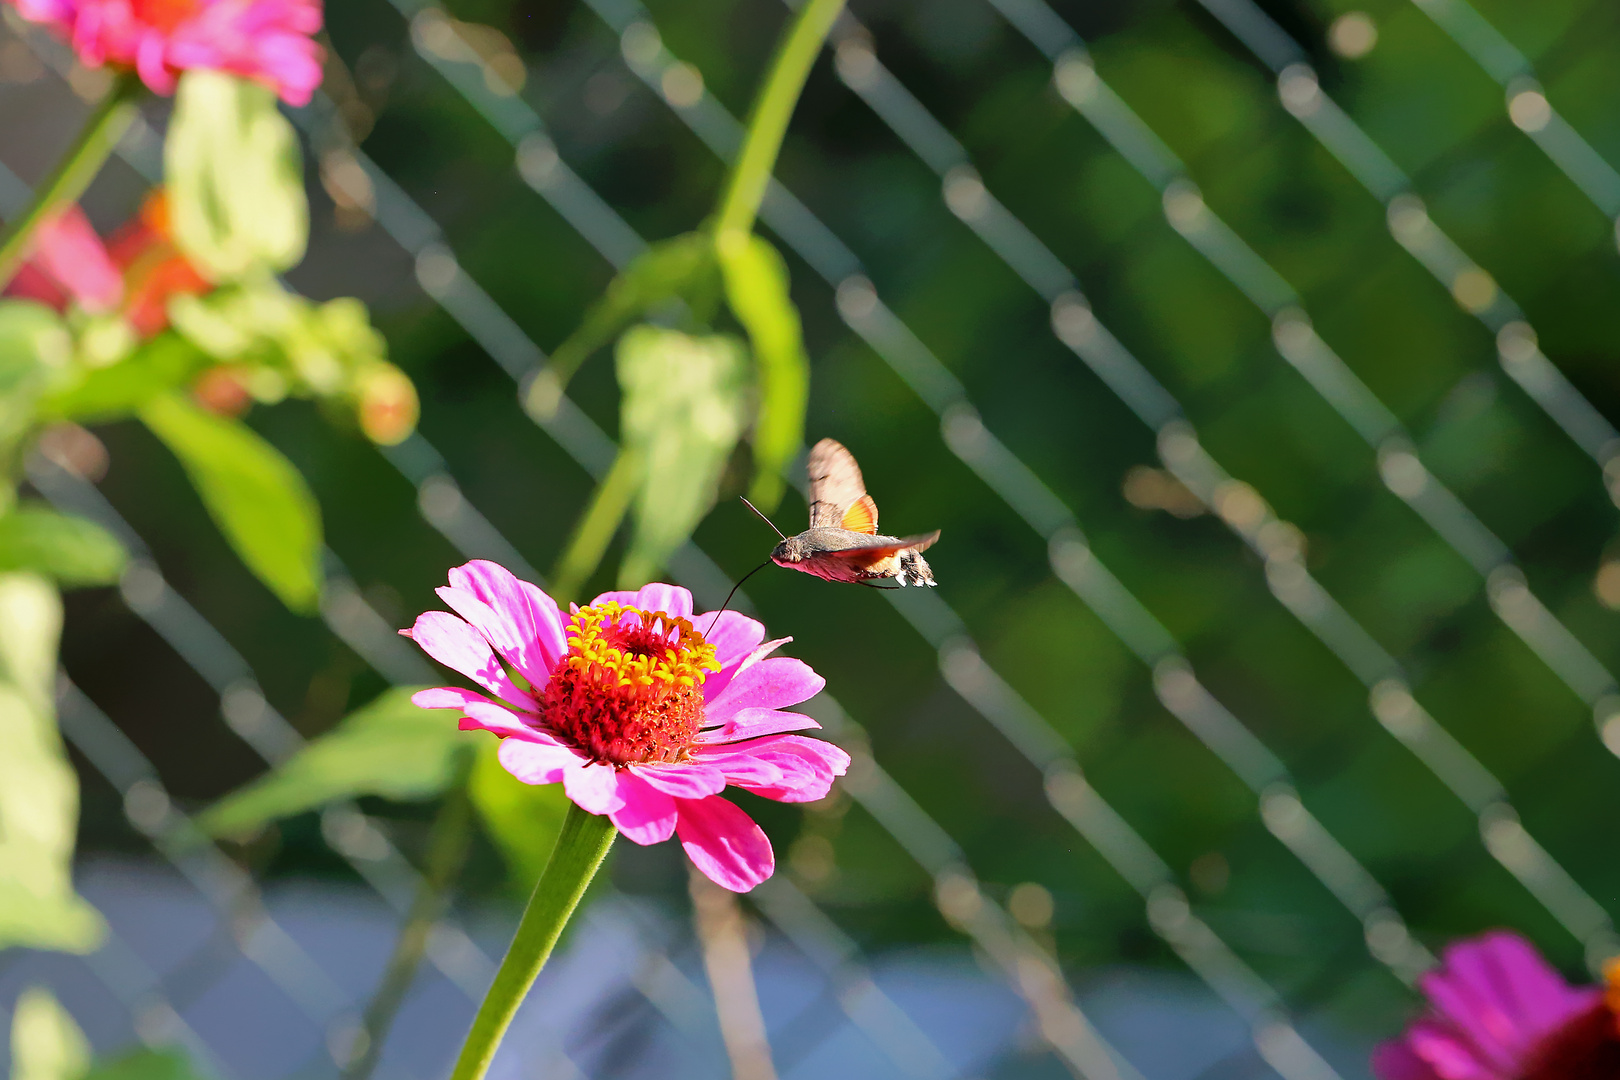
[807,438,867,529]
[841,494,879,534]
[826,530,940,560]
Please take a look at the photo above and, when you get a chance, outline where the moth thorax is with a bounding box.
[541,602,720,766]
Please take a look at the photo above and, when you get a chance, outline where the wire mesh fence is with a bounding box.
[5,0,1620,1076]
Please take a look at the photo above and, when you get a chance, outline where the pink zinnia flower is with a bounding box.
[4,204,122,314]
[1374,931,1620,1080]
[404,562,850,892]
[8,0,323,105]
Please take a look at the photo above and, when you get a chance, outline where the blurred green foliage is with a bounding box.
[16,0,1620,1059]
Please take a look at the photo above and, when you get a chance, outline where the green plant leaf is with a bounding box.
[85,1049,208,1080]
[716,232,809,513]
[468,738,568,895]
[615,325,747,587]
[10,988,89,1080]
[0,575,105,954]
[528,233,718,415]
[40,333,210,424]
[0,301,72,451]
[0,504,126,586]
[165,70,307,282]
[138,391,323,612]
[195,687,470,839]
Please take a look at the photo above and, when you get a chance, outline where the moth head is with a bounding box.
[771,536,810,565]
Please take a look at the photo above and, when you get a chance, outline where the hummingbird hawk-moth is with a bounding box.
[766,438,940,588]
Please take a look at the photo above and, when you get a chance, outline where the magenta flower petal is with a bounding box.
[697,706,820,744]
[676,795,774,893]
[727,735,850,803]
[606,775,678,845]
[1373,930,1614,1080]
[563,762,628,815]
[1371,1042,1440,1080]
[412,686,550,741]
[406,567,846,892]
[704,656,824,725]
[443,560,566,684]
[631,763,727,800]
[590,583,693,620]
[692,748,785,789]
[404,610,537,709]
[497,739,580,786]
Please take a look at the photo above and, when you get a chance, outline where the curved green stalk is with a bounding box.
[446,802,616,1080]
[712,0,846,241]
[0,72,144,291]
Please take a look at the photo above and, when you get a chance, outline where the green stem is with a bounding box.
[341,756,475,1080]
[0,72,143,292]
[549,445,643,605]
[712,0,846,241]
[447,803,616,1080]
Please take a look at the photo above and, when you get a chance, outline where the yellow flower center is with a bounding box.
[541,602,721,766]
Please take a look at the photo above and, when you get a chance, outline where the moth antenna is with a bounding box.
[738,496,789,541]
[711,560,772,624]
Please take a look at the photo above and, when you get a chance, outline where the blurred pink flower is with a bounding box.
[7,0,323,104]
[4,204,122,313]
[1373,930,1620,1080]
[405,562,849,892]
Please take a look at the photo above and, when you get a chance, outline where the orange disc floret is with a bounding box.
[541,602,722,766]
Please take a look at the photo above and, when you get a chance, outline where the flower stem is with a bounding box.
[447,802,616,1080]
[549,444,643,605]
[0,72,143,292]
[712,0,846,242]
[341,755,475,1080]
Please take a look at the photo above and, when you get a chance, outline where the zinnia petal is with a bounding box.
[704,656,824,724]
[607,774,678,845]
[403,611,537,708]
[1372,1041,1442,1080]
[564,762,628,815]
[711,735,850,803]
[631,763,727,800]
[497,739,582,786]
[443,560,567,684]
[691,611,766,699]
[676,795,774,893]
[589,582,693,620]
[412,686,548,741]
[697,706,820,744]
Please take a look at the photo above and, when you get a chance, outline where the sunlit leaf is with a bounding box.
[166,70,307,282]
[0,301,72,450]
[529,233,718,415]
[138,391,323,612]
[716,232,808,513]
[84,1049,208,1080]
[615,325,747,587]
[10,987,88,1080]
[0,575,105,954]
[196,687,469,839]
[467,738,567,895]
[0,505,127,587]
[40,333,209,424]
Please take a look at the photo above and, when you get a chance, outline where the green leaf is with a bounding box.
[468,738,568,895]
[0,504,126,586]
[0,575,105,954]
[716,232,809,513]
[0,301,72,451]
[10,988,88,1080]
[165,70,307,282]
[615,325,747,587]
[528,233,718,415]
[84,1049,208,1080]
[40,333,210,424]
[196,687,470,839]
[138,391,323,612]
